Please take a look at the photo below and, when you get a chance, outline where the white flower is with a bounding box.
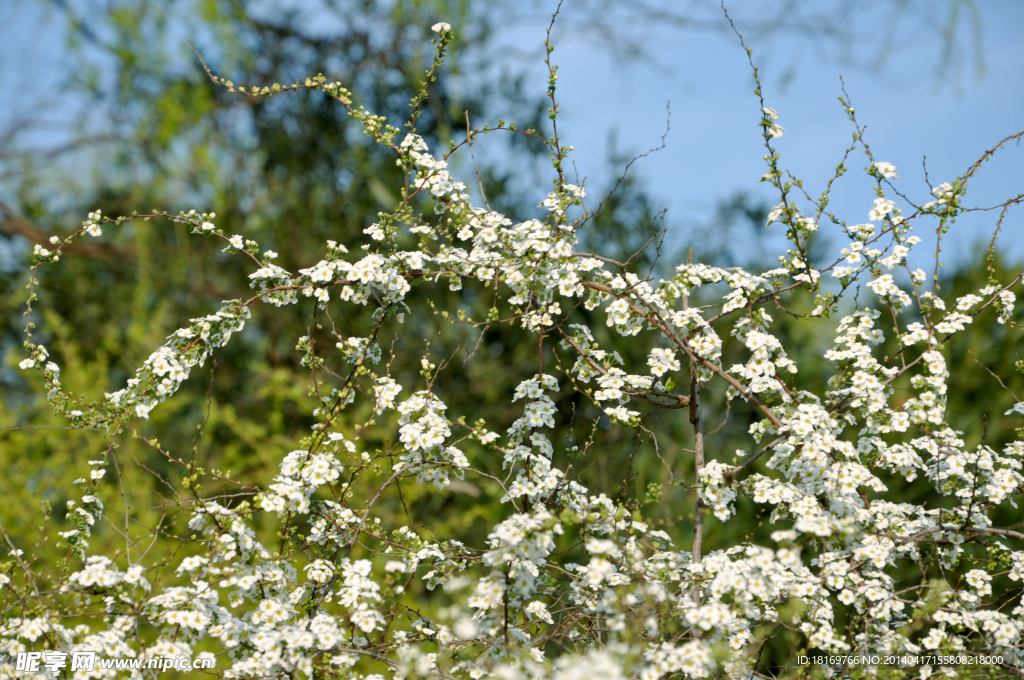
[431,22,451,33]
[872,161,898,178]
[229,234,244,249]
[869,197,897,221]
[201,221,215,231]
[19,358,35,369]
[761,108,784,137]
[177,555,208,574]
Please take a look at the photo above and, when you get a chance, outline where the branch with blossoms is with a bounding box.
[7,8,1024,680]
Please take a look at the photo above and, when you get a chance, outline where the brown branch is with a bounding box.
[0,201,131,261]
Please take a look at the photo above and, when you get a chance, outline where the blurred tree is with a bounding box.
[562,0,990,91]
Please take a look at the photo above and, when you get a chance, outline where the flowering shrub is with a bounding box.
[7,11,1024,680]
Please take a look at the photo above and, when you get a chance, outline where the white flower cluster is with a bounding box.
[102,305,251,419]
[392,391,468,489]
[503,376,586,505]
[262,449,345,514]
